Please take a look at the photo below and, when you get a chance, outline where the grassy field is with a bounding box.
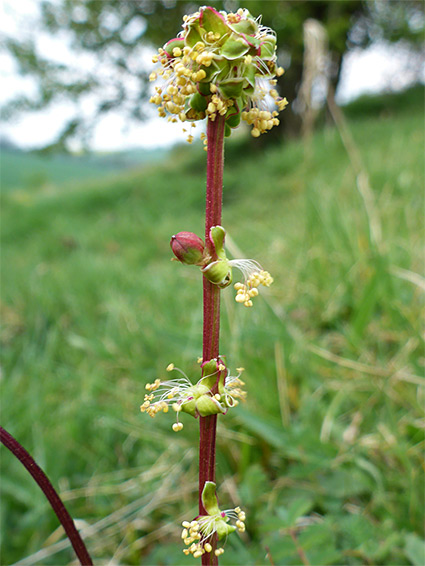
[1,86,424,566]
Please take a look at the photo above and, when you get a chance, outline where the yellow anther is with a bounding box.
[166,363,174,372]
[204,543,213,553]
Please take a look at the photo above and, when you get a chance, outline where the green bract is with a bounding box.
[149,6,288,139]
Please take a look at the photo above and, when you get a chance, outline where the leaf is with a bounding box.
[405,533,425,566]
[229,19,257,36]
[219,78,245,99]
[286,497,314,526]
[199,7,229,36]
[259,36,276,59]
[189,92,207,112]
[220,36,250,59]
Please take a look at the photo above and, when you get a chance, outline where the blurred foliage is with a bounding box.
[2,0,424,149]
[0,146,166,192]
[1,86,424,564]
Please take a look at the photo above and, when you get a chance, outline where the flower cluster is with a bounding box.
[170,226,274,306]
[182,482,246,558]
[140,360,246,430]
[149,6,287,140]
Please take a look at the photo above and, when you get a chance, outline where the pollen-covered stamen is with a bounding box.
[222,368,247,406]
[229,259,274,307]
[140,365,195,429]
[222,506,247,532]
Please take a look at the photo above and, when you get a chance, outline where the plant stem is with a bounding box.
[0,426,93,566]
[199,114,226,565]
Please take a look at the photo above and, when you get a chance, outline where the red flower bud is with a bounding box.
[170,232,206,265]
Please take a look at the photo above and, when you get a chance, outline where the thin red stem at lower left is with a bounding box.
[0,426,93,566]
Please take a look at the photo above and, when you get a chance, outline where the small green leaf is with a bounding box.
[259,36,276,59]
[405,533,425,566]
[200,7,229,36]
[190,92,207,112]
[163,38,185,55]
[201,481,220,515]
[185,24,201,47]
[219,78,245,99]
[221,36,250,59]
[229,19,257,35]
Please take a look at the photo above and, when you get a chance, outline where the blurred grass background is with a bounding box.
[1,86,424,565]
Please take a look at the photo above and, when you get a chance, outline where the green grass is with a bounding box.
[1,87,424,566]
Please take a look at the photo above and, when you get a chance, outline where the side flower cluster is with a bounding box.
[149,6,287,140]
[140,360,246,431]
[182,482,246,558]
[171,226,274,307]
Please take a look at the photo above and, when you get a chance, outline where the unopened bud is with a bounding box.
[170,232,206,265]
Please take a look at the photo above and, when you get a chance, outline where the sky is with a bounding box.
[1,0,424,152]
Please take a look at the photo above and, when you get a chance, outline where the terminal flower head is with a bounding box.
[182,481,246,558]
[149,6,287,139]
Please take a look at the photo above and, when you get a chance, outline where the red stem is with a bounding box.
[0,426,93,566]
[199,114,226,566]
